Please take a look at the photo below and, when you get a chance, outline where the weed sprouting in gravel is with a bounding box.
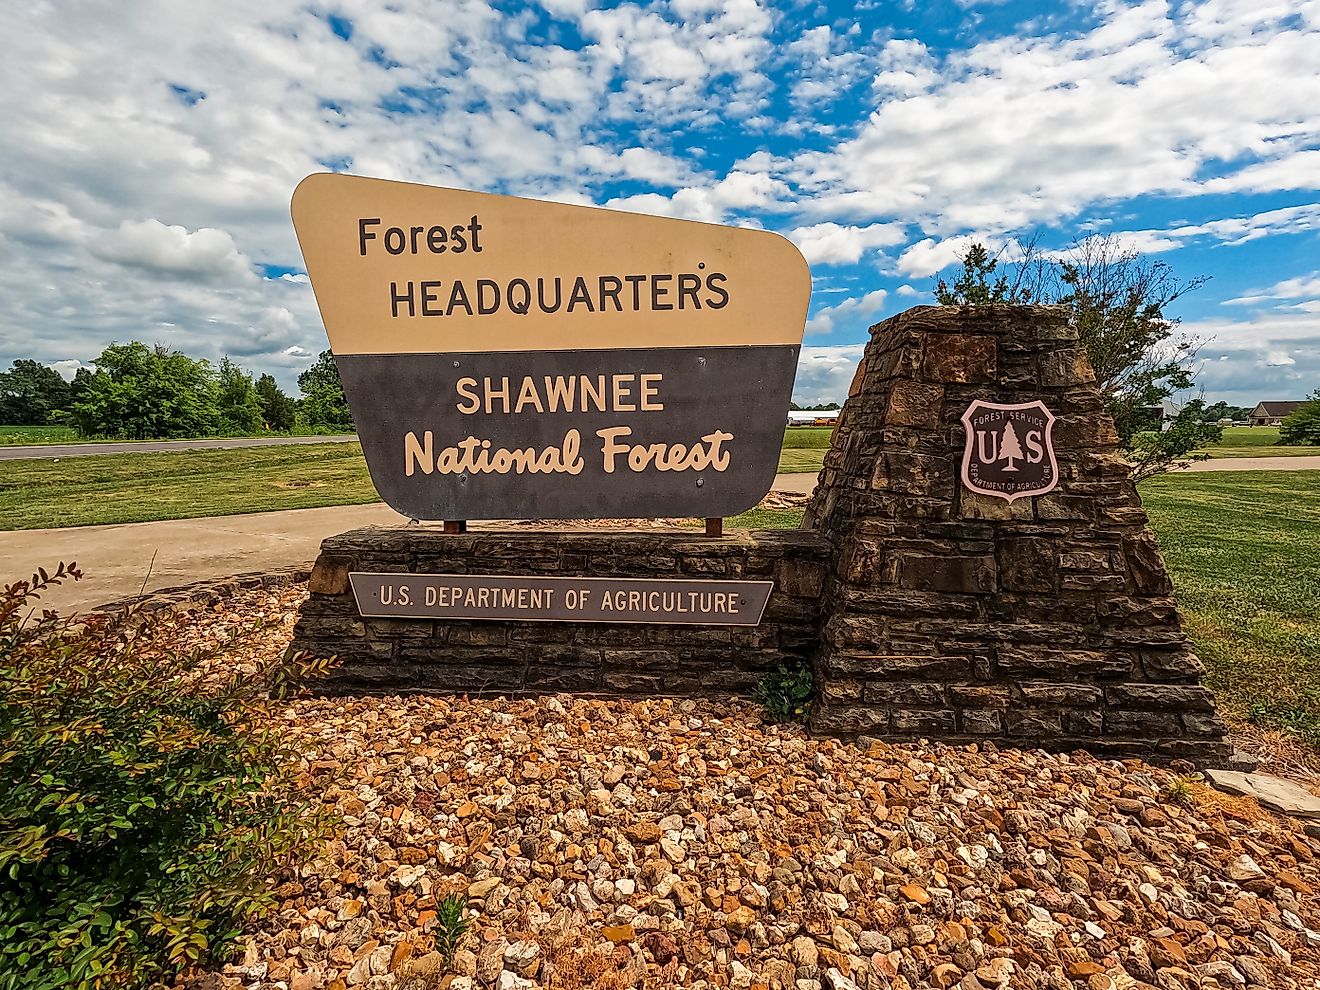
[433,892,472,968]
[1164,776,1196,807]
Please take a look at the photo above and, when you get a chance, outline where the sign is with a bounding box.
[291,173,811,521]
[959,399,1059,502]
[350,573,772,626]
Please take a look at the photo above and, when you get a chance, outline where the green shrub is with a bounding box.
[0,563,336,990]
[1279,392,1320,446]
[755,663,815,724]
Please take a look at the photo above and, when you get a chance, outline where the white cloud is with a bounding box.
[785,4,1320,237]
[89,219,254,283]
[871,39,938,99]
[47,359,85,381]
[805,288,888,336]
[896,236,976,278]
[793,343,867,406]
[784,26,874,110]
[1226,272,1320,306]
[605,170,791,223]
[787,221,906,266]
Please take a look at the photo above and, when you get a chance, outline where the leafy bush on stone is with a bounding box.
[0,563,335,990]
[755,663,814,724]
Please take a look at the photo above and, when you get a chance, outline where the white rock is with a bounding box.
[1195,962,1245,986]
[730,961,754,989]
[790,935,819,968]
[496,970,535,990]
[825,968,860,990]
[1084,921,1107,940]
[390,865,426,888]
[346,955,373,985]
[831,924,857,954]
[504,940,540,976]
[1253,930,1291,963]
[956,845,988,871]
[660,838,686,864]
[1228,854,1265,881]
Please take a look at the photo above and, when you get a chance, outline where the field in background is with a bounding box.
[1201,425,1319,458]
[0,425,80,445]
[783,427,835,449]
[0,425,355,446]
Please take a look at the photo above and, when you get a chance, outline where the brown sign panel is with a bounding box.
[350,572,772,626]
[960,399,1059,502]
[291,173,810,521]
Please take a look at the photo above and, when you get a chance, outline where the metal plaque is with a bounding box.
[960,399,1060,502]
[350,572,773,626]
[291,173,810,521]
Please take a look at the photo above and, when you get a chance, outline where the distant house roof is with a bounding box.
[1250,401,1308,417]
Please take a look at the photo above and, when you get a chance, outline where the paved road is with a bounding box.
[1187,455,1320,472]
[0,473,820,614]
[0,434,359,460]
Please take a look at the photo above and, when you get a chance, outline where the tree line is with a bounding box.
[0,344,353,440]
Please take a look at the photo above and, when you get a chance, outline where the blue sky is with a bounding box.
[1,0,1317,407]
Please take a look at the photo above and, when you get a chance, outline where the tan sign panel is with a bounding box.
[290,174,811,521]
[350,573,773,626]
[292,173,809,355]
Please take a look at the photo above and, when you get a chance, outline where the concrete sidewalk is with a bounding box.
[0,473,820,614]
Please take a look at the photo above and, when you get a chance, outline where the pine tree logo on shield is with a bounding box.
[959,400,1060,502]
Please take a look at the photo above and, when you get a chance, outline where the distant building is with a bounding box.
[1248,401,1307,426]
[787,409,839,427]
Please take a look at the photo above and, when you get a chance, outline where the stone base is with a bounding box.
[292,527,829,697]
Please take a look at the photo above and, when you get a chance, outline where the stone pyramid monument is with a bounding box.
[803,305,1230,762]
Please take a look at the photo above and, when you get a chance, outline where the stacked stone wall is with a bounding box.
[294,528,827,697]
[802,305,1229,761]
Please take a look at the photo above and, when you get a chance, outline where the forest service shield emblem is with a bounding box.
[960,400,1060,502]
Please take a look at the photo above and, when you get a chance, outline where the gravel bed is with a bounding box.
[168,587,1320,990]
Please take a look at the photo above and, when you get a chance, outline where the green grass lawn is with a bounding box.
[0,444,380,530]
[1142,471,1320,741]
[778,448,826,474]
[783,427,835,449]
